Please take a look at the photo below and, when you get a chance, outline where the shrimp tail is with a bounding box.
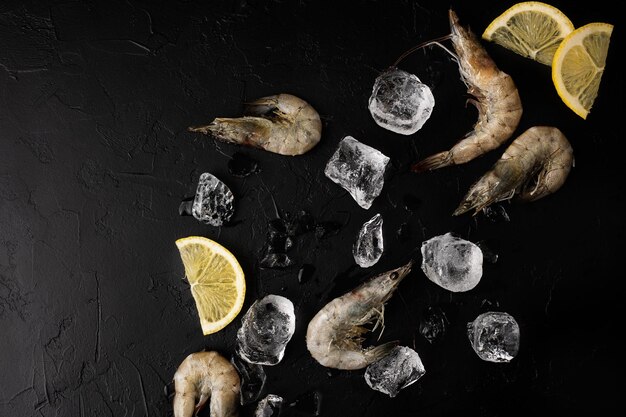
[411,151,453,172]
[366,341,398,362]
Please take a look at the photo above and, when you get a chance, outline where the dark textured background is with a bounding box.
[1,0,623,416]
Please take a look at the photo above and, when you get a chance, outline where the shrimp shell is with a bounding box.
[189,94,322,156]
[173,351,240,417]
[412,10,523,172]
[306,261,413,370]
[454,126,574,216]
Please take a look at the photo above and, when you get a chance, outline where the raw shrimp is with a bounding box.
[189,94,322,156]
[173,351,240,417]
[411,10,523,172]
[306,261,413,370]
[454,126,574,216]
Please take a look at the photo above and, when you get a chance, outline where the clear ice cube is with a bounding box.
[353,213,384,268]
[191,172,234,226]
[231,354,267,405]
[420,232,483,292]
[324,136,390,209]
[467,312,520,363]
[255,394,283,417]
[364,346,426,398]
[236,295,296,366]
[368,68,435,135]
[419,306,448,344]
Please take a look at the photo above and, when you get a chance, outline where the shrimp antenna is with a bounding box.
[392,34,455,67]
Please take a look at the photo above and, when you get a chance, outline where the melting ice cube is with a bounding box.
[255,394,283,417]
[353,214,384,268]
[419,306,448,344]
[364,346,426,397]
[420,232,483,292]
[191,172,234,226]
[236,295,296,366]
[467,311,520,363]
[368,68,435,135]
[324,136,390,209]
[231,354,267,405]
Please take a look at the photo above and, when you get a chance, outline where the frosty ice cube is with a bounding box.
[255,394,283,417]
[231,354,266,405]
[420,232,483,292]
[324,136,390,209]
[236,295,296,366]
[191,172,234,226]
[467,311,520,363]
[368,68,435,135]
[364,346,426,397]
[353,213,384,267]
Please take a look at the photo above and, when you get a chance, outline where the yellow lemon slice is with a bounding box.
[175,236,246,335]
[552,22,613,119]
[483,2,574,65]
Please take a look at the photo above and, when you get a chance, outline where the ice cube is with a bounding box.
[368,68,435,135]
[236,295,296,365]
[420,233,483,292]
[255,394,283,417]
[228,152,259,177]
[353,214,384,268]
[419,306,448,344]
[324,136,390,209]
[364,346,426,397]
[289,390,322,416]
[191,172,234,226]
[467,312,520,363]
[231,355,267,405]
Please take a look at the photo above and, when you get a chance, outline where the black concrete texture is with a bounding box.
[1,0,622,416]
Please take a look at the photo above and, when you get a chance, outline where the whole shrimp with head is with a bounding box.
[173,351,240,417]
[454,126,574,215]
[189,94,322,156]
[306,261,413,370]
[412,10,523,172]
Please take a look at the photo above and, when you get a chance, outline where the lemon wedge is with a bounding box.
[483,2,574,65]
[175,236,246,335]
[552,22,613,119]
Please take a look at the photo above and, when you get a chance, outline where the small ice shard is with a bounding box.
[420,232,483,292]
[289,390,322,416]
[260,253,294,269]
[178,197,194,216]
[364,346,426,398]
[236,295,296,365]
[255,394,283,417]
[368,68,435,135]
[231,355,267,405]
[467,312,520,363]
[191,173,234,226]
[298,264,315,284]
[353,214,384,268]
[396,222,411,242]
[228,152,259,177]
[483,204,510,222]
[324,136,390,209]
[419,306,448,344]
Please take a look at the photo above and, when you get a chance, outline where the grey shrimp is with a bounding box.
[306,261,413,370]
[173,351,240,417]
[412,10,523,172]
[189,94,322,156]
[454,126,574,215]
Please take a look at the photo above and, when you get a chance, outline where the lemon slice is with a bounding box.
[175,236,246,335]
[552,22,613,119]
[483,2,574,65]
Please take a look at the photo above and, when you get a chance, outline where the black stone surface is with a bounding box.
[1,0,622,416]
